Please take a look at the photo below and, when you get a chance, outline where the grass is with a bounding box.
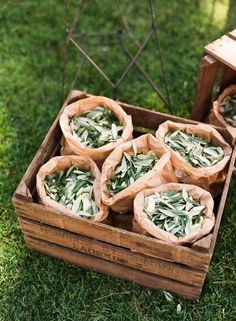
[0,0,236,320]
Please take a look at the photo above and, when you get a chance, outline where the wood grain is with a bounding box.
[205,35,236,71]
[210,144,236,251]
[229,29,236,41]
[20,217,205,286]
[192,55,220,121]
[192,234,212,252]
[13,197,211,270]
[220,65,236,92]
[25,235,202,300]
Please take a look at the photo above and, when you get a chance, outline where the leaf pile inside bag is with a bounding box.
[44,166,98,217]
[106,143,158,195]
[69,106,123,148]
[219,94,236,127]
[165,130,224,167]
[144,187,205,237]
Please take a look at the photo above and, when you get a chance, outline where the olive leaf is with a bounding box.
[69,106,123,148]
[219,93,236,127]
[44,166,98,218]
[177,304,182,315]
[165,130,224,168]
[106,143,157,195]
[144,187,205,237]
[163,291,174,302]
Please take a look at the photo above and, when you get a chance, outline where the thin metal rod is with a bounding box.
[87,41,121,47]
[73,29,125,38]
[70,32,89,89]
[149,0,173,113]
[61,0,68,103]
[122,44,169,107]
[113,87,118,100]
[115,29,153,87]
[118,1,170,111]
[70,55,86,89]
[120,14,140,47]
[65,0,85,47]
[68,33,115,88]
[61,0,85,102]
[70,35,88,90]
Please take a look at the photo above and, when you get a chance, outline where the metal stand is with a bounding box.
[62,0,172,114]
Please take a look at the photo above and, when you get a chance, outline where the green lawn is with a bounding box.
[0,1,236,320]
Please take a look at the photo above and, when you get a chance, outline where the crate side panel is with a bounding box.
[13,198,210,271]
[210,145,236,250]
[25,235,202,300]
[20,217,205,286]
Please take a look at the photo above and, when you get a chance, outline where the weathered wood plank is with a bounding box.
[20,217,205,286]
[118,102,198,129]
[229,29,236,41]
[219,65,236,92]
[192,55,220,121]
[205,35,236,71]
[210,144,236,251]
[13,197,210,270]
[25,235,202,300]
[192,234,212,252]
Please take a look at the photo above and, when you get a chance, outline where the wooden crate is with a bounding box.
[12,90,236,300]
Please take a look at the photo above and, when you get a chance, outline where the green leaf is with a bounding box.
[69,106,123,148]
[165,130,224,168]
[44,166,98,218]
[144,188,205,238]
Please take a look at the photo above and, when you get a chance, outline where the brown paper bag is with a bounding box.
[156,121,232,196]
[207,85,236,143]
[36,155,109,222]
[133,183,215,244]
[101,134,177,213]
[59,96,133,163]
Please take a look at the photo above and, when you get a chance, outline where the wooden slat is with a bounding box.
[229,29,236,41]
[13,197,210,270]
[192,234,212,252]
[118,102,198,129]
[205,35,236,71]
[192,55,220,121]
[20,217,205,286]
[219,65,236,92]
[210,144,236,250]
[25,235,202,300]
[14,180,32,202]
